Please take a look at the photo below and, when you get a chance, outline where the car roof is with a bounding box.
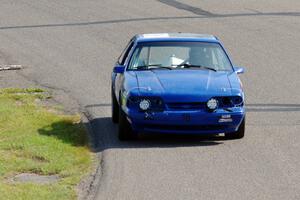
[135,33,219,43]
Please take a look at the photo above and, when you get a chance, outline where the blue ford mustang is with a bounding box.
[111,33,245,140]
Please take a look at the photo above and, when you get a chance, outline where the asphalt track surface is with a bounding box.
[0,1,300,199]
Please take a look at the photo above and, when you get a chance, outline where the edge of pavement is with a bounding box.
[77,110,104,200]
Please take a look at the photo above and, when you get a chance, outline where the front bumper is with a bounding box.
[125,107,245,135]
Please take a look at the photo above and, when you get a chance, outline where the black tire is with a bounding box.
[111,88,119,123]
[225,118,245,139]
[118,104,135,141]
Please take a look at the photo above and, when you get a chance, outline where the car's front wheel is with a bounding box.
[225,118,245,139]
[118,104,135,141]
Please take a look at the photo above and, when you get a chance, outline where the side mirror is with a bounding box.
[234,66,245,74]
[113,65,125,73]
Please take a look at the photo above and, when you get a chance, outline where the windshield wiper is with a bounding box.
[137,64,172,70]
[177,63,217,72]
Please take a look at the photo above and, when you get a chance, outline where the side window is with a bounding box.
[118,40,134,65]
[128,48,142,69]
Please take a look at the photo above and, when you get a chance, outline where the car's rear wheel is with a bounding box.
[111,87,119,123]
[118,104,135,141]
[225,118,245,139]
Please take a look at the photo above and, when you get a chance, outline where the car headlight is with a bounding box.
[207,98,218,110]
[139,99,151,111]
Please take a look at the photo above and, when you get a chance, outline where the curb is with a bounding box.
[77,110,103,200]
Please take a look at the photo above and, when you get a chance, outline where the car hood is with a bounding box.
[131,69,238,102]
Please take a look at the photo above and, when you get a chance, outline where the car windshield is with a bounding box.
[128,42,233,71]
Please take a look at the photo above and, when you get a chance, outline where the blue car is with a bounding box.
[111,33,245,140]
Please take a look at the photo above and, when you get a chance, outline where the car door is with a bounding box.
[113,39,135,102]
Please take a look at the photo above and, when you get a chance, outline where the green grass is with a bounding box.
[0,88,92,200]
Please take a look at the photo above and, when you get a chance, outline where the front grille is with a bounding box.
[166,102,206,110]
